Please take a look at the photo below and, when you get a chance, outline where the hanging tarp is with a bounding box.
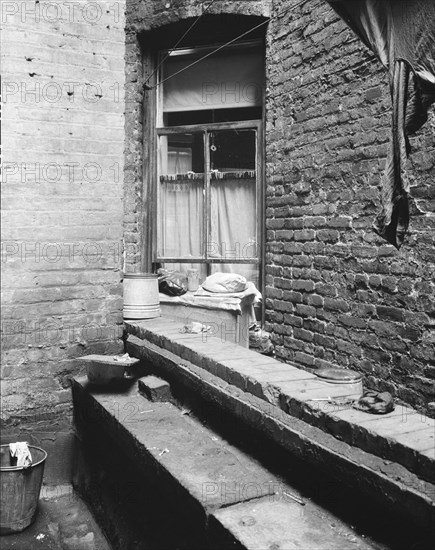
[327,0,435,248]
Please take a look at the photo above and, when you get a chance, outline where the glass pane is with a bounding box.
[158,133,204,258]
[161,263,207,289]
[208,129,258,263]
[162,42,262,113]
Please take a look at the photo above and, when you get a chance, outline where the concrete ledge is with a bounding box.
[126,336,435,531]
[72,377,381,550]
[209,498,366,550]
[125,318,435,484]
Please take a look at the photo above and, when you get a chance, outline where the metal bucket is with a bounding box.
[315,368,363,399]
[0,444,47,535]
[123,273,161,320]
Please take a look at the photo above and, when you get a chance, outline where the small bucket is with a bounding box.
[0,445,47,535]
[123,273,161,320]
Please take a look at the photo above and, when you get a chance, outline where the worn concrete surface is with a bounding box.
[126,319,435,484]
[0,485,111,550]
[73,378,277,511]
[210,497,380,550]
[72,376,399,550]
[125,335,435,531]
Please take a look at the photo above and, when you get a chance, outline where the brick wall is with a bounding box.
[265,0,435,415]
[1,0,126,443]
[122,0,434,414]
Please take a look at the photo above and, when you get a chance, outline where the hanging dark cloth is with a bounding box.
[327,0,435,248]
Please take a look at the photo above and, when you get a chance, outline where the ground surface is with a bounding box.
[0,485,111,550]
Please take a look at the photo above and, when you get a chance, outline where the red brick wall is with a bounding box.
[265,1,435,414]
[1,0,125,432]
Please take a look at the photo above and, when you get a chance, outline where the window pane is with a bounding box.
[165,107,262,127]
[158,133,204,258]
[161,263,207,286]
[162,43,263,113]
[209,129,258,264]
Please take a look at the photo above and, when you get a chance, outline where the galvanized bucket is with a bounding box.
[0,444,47,535]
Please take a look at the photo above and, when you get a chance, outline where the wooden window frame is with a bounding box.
[153,120,263,272]
[142,43,266,311]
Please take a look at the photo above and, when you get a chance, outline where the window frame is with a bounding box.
[153,119,263,271]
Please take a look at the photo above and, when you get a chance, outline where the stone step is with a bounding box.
[125,334,435,531]
[72,377,389,550]
[125,318,435,485]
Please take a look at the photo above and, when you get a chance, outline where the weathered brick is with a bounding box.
[275,230,294,241]
[324,298,350,312]
[328,216,352,228]
[337,339,361,356]
[293,328,314,342]
[315,283,337,297]
[316,229,340,242]
[266,287,283,300]
[283,314,303,327]
[339,315,367,329]
[292,280,315,292]
[283,291,303,303]
[284,218,304,229]
[376,305,404,322]
[307,294,324,307]
[368,320,398,338]
[294,229,316,241]
[294,352,315,367]
[303,216,327,228]
[273,300,293,313]
[303,319,326,334]
[295,304,316,318]
[314,334,336,349]
[292,255,312,267]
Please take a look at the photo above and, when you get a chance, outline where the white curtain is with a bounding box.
[159,177,258,284]
[159,179,203,258]
[158,139,259,285]
[159,135,203,259]
[210,177,258,285]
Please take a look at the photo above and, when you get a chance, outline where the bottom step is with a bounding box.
[73,377,390,550]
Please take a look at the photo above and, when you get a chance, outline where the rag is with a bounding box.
[353,391,395,414]
[180,322,212,334]
[9,442,32,468]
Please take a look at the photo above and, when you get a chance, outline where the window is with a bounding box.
[153,41,264,289]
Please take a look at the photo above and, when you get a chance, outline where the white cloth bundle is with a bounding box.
[201,273,248,294]
[9,442,32,468]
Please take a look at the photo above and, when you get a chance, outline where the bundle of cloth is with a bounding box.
[9,442,32,468]
[195,273,261,323]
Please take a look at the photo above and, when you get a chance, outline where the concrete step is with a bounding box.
[72,377,387,550]
[125,318,434,485]
[125,333,435,532]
